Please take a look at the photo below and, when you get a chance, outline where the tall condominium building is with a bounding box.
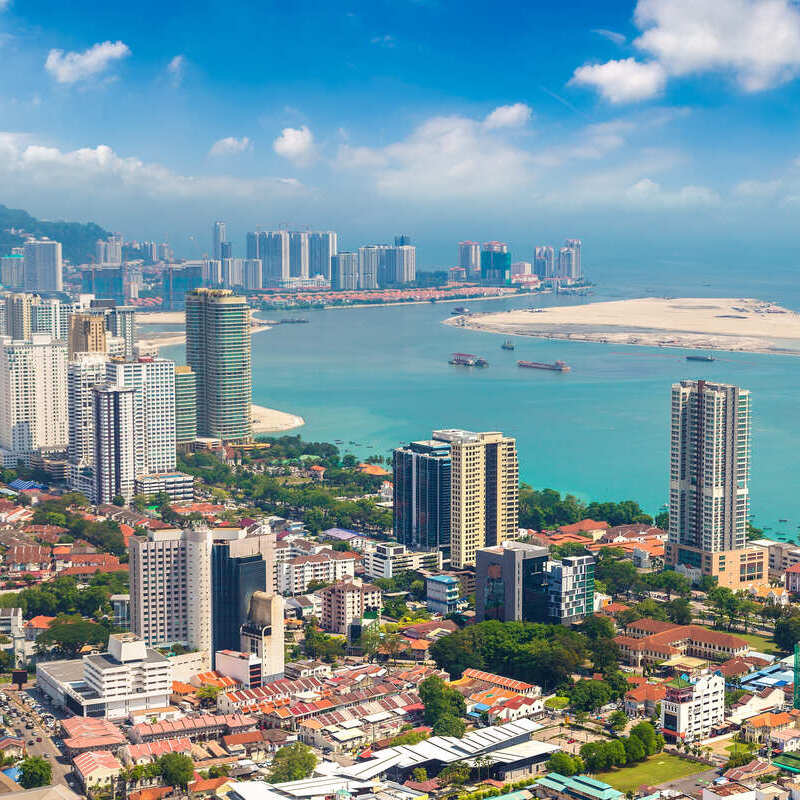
[534,246,555,278]
[213,221,227,261]
[220,242,233,261]
[433,429,519,569]
[203,258,222,286]
[319,578,382,636]
[480,242,511,285]
[81,266,125,301]
[243,259,262,290]
[106,358,176,477]
[558,247,576,279]
[394,235,411,246]
[174,366,197,449]
[331,253,359,291]
[105,305,136,360]
[288,232,310,278]
[240,590,285,683]
[458,241,480,277]
[67,354,109,496]
[564,239,582,279]
[387,245,416,284]
[211,529,275,665]
[1,254,24,289]
[0,334,68,463]
[308,232,337,280]
[666,380,760,587]
[96,235,123,266]
[393,439,451,554]
[5,293,32,340]
[129,528,213,655]
[92,384,136,504]
[260,231,290,283]
[357,246,383,290]
[23,238,62,292]
[32,296,67,341]
[185,288,251,443]
[161,264,203,310]
[476,541,549,622]
[221,258,244,289]
[68,313,107,358]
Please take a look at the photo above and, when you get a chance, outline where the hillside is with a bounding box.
[0,204,112,265]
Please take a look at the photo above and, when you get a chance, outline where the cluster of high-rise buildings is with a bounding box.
[456,238,582,284]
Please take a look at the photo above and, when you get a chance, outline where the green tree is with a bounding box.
[18,757,51,789]
[579,615,615,641]
[268,743,317,782]
[437,761,471,788]
[630,721,659,756]
[774,615,800,651]
[196,685,220,706]
[357,624,382,662]
[419,675,466,725]
[591,639,621,672]
[159,753,194,788]
[623,734,646,764]
[609,710,629,732]
[35,617,108,657]
[547,752,582,776]
[432,714,466,737]
[666,598,693,625]
[411,768,428,782]
[570,680,612,712]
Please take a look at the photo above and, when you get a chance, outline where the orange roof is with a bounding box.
[746,711,794,729]
[626,684,666,703]
[310,465,326,472]
[358,463,391,476]
[172,681,197,695]
[25,615,55,629]
[558,519,609,534]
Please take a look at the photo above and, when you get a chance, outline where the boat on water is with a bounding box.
[449,352,488,367]
[518,360,570,372]
[501,340,515,350]
[280,318,309,324]
[686,354,715,362]
[451,306,470,315]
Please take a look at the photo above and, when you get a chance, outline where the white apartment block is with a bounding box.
[320,579,382,635]
[68,354,109,494]
[38,633,172,720]
[363,543,443,580]
[309,232,337,280]
[434,429,519,569]
[277,550,358,595]
[23,238,62,292]
[288,232,310,278]
[0,334,68,464]
[660,671,725,743]
[106,357,176,477]
[93,384,137,504]
[262,231,290,282]
[750,538,800,580]
[129,528,213,659]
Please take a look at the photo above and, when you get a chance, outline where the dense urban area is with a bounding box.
[0,214,796,800]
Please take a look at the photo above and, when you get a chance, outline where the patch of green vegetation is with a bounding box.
[594,754,709,793]
[722,630,781,655]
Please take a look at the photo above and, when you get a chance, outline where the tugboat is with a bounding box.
[501,340,515,350]
[686,354,715,362]
[449,353,488,367]
[518,360,570,372]
[451,306,470,315]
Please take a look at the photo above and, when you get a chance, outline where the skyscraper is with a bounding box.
[106,357,177,477]
[213,221,227,261]
[5,293,32,341]
[393,440,451,554]
[288,232,310,278]
[162,264,203,310]
[458,242,480,277]
[394,235,412,247]
[105,306,136,360]
[433,429,519,569]
[23,238,62,292]
[211,529,275,665]
[92,384,136,504]
[240,591,285,683]
[220,241,233,261]
[129,528,213,654]
[480,242,511,285]
[174,365,197,450]
[68,313,107,358]
[357,246,382,289]
[185,288,251,443]
[67,354,108,497]
[534,246,555,278]
[331,253,359,290]
[558,247,575,279]
[96,234,123,265]
[243,259,262,290]
[1,254,24,289]
[261,231,290,283]
[0,334,68,462]
[564,239,582,279]
[387,245,416,284]
[308,231,337,279]
[666,380,762,587]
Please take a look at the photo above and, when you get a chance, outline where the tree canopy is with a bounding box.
[268,743,317,782]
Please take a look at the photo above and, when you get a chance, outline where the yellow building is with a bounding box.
[433,429,518,569]
[68,312,107,358]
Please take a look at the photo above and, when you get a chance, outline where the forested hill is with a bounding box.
[0,203,111,264]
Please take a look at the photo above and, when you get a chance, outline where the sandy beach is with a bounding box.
[446,297,800,355]
[252,404,305,433]
[136,321,271,349]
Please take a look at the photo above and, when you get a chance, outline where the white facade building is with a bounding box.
[288,232,310,278]
[309,232,337,279]
[92,384,136,504]
[363,543,442,580]
[23,238,62,292]
[0,334,68,463]
[660,670,725,742]
[262,231,290,282]
[68,353,109,495]
[129,528,213,658]
[277,551,358,595]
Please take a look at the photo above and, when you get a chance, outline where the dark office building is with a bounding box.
[162,264,203,310]
[476,542,549,622]
[480,242,511,285]
[393,440,451,555]
[82,267,125,301]
[210,539,269,666]
[394,235,412,247]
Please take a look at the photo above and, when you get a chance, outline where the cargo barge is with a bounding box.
[518,360,570,372]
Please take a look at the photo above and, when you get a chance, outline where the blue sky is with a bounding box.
[2,0,800,267]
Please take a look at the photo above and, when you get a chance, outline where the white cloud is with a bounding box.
[570,58,667,103]
[209,136,252,157]
[626,177,719,206]
[483,102,533,130]
[273,125,316,166]
[370,35,396,48]
[0,0,10,10]
[45,40,131,84]
[593,28,627,45]
[166,55,186,88]
[0,132,303,200]
[634,0,800,91]
[733,178,783,198]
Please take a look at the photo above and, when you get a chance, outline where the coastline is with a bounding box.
[445,297,800,357]
[137,322,271,349]
[252,404,305,434]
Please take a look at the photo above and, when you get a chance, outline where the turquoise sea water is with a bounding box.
[160,259,800,537]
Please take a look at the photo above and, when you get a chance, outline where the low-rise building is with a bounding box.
[750,539,800,581]
[786,563,800,595]
[624,683,666,717]
[537,772,623,800]
[660,671,725,742]
[742,711,797,743]
[363,544,442,580]
[426,574,460,615]
[133,471,195,502]
[701,783,755,800]
[72,750,123,792]
[277,550,359,595]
